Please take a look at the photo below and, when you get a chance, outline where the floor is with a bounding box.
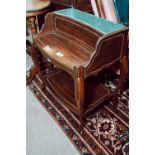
[26,54,80,155]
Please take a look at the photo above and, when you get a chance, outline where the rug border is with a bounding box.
[27,82,91,155]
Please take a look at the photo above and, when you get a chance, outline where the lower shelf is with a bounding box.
[46,69,113,115]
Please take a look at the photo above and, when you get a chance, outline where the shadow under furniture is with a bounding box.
[32,9,128,125]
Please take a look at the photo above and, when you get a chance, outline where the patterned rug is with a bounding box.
[27,70,129,155]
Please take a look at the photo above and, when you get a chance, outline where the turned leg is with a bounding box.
[26,16,54,86]
[74,66,85,126]
[26,43,55,86]
[26,43,44,85]
[113,59,125,105]
[122,54,129,88]
[27,16,38,39]
[26,16,38,55]
[32,44,49,87]
[113,36,128,103]
[26,16,38,84]
[26,65,39,85]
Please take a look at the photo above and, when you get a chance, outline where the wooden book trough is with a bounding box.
[34,8,128,125]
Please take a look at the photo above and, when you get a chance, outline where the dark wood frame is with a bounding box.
[51,0,92,12]
[28,11,128,125]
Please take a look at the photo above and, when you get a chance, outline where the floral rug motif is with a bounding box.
[27,70,129,155]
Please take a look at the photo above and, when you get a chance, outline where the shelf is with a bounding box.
[46,69,113,115]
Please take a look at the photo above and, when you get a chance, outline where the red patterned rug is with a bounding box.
[27,70,129,155]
